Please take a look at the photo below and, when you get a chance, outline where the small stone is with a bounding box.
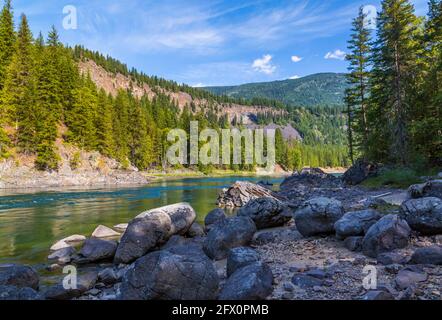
[281,292,293,300]
[87,288,101,296]
[92,225,120,238]
[98,268,118,285]
[377,251,410,265]
[306,269,327,280]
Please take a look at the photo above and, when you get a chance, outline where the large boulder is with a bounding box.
[119,245,219,300]
[342,160,379,185]
[362,214,411,258]
[408,180,442,199]
[334,209,382,239]
[204,208,226,231]
[203,216,257,260]
[76,238,117,264]
[226,247,260,277]
[238,197,292,229]
[115,203,196,264]
[410,246,442,265]
[294,197,345,237]
[219,262,273,300]
[0,285,41,300]
[0,264,39,290]
[217,181,278,208]
[400,197,442,235]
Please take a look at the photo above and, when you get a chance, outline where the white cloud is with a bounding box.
[252,54,276,75]
[291,55,303,63]
[325,49,347,60]
[289,75,301,79]
[192,83,206,88]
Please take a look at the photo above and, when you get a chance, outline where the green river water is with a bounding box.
[0,176,283,266]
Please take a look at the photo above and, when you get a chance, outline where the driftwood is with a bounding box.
[217,181,280,208]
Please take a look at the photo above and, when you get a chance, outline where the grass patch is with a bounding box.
[362,167,440,189]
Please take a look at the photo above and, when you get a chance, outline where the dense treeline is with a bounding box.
[0,0,349,172]
[346,0,441,168]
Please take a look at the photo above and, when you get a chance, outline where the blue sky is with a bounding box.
[11,0,430,86]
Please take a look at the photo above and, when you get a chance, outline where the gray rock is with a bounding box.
[344,236,363,252]
[120,245,219,300]
[410,246,442,265]
[342,160,379,185]
[76,238,117,264]
[400,197,442,235]
[204,208,226,231]
[305,268,327,280]
[294,197,345,237]
[252,228,302,245]
[203,216,257,260]
[217,181,278,208]
[48,247,76,265]
[98,268,118,285]
[91,225,120,238]
[0,285,41,300]
[377,251,410,265]
[226,247,260,277]
[362,214,411,258]
[187,222,205,237]
[395,267,428,290]
[292,274,323,288]
[219,262,273,300]
[361,290,395,300]
[44,272,98,300]
[50,235,86,251]
[408,180,442,199]
[334,209,382,239]
[238,197,292,229]
[0,264,39,290]
[115,203,195,264]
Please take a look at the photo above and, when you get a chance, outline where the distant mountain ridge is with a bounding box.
[204,73,349,108]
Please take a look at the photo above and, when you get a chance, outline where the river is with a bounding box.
[0,176,284,266]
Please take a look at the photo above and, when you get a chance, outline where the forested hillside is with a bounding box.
[0,0,350,173]
[345,0,441,169]
[205,73,349,108]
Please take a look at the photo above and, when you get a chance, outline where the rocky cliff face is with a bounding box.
[78,59,287,125]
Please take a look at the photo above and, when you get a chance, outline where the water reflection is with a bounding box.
[0,176,283,265]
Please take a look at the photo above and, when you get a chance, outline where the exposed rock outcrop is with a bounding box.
[217,181,279,208]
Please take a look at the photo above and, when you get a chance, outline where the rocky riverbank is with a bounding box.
[1,168,441,300]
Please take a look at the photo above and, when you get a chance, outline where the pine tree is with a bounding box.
[0,0,15,90]
[66,74,98,149]
[95,89,115,156]
[369,0,422,164]
[1,14,35,152]
[411,0,442,164]
[345,7,372,160]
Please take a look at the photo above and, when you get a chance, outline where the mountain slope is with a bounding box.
[204,73,349,108]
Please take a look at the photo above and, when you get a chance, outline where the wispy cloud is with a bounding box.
[325,49,347,60]
[291,55,303,63]
[252,54,276,75]
[289,75,301,79]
